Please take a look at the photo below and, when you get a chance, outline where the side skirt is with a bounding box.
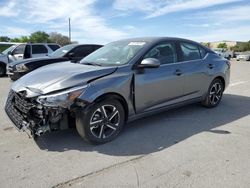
[127,97,202,122]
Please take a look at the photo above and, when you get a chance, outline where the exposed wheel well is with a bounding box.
[0,62,6,75]
[214,76,225,91]
[94,93,129,122]
[0,62,6,67]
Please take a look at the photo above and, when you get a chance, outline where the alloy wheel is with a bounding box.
[209,82,222,105]
[89,104,120,139]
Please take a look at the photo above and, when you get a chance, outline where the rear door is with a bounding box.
[134,41,185,113]
[177,42,210,99]
[31,45,48,58]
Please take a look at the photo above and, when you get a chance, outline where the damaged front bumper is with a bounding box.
[5,90,70,137]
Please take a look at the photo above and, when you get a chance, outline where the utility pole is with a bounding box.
[68,18,71,43]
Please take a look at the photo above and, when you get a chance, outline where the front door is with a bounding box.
[11,44,26,61]
[134,41,185,113]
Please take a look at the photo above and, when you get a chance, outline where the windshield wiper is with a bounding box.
[82,62,102,66]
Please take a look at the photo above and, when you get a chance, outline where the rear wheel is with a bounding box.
[202,79,224,108]
[0,64,6,77]
[76,99,125,144]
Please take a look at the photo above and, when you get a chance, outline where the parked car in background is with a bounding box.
[0,43,60,76]
[7,44,103,81]
[5,37,230,144]
[236,52,250,61]
[213,48,232,60]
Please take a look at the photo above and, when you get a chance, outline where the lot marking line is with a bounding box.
[229,81,249,87]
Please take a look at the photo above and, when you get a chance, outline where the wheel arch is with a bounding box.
[0,61,7,75]
[214,76,225,91]
[0,61,6,67]
[93,92,129,122]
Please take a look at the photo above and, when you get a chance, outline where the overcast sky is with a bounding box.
[0,0,249,44]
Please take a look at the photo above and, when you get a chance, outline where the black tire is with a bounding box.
[9,75,18,81]
[76,99,125,144]
[0,64,6,77]
[202,78,224,108]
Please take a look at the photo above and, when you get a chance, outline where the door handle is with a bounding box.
[175,69,182,76]
[208,64,214,69]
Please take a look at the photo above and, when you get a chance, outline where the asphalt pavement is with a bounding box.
[0,60,249,188]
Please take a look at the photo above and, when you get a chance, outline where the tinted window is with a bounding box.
[144,42,177,65]
[13,44,26,54]
[32,45,48,54]
[93,45,102,51]
[48,44,60,51]
[199,47,207,58]
[180,42,200,61]
[71,46,94,57]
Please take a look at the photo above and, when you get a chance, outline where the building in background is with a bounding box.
[209,41,243,49]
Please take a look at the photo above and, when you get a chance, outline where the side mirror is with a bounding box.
[8,51,13,55]
[137,58,160,68]
[68,52,75,59]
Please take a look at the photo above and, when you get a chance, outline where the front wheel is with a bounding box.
[76,99,125,144]
[202,79,224,108]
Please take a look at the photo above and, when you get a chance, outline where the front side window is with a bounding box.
[13,44,26,55]
[144,42,177,65]
[32,45,48,54]
[180,42,201,61]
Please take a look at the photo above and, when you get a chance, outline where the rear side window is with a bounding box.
[71,46,95,57]
[199,47,207,58]
[32,45,48,54]
[144,42,177,65]
[180,42,201,61]
[48,44,60,51]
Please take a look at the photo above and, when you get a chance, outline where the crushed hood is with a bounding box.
[12,61,117,97]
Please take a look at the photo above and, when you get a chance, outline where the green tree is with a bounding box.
[217,43,227,49]
[10,38,21,42]
[201,42,211,48]
[29,31,50,43]
[49,32,71,46]
[0,36,10,42]
[19,36,30,42]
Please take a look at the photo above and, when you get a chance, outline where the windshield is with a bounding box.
[80,40,147,66]
[49,44,77,58]
[2,45,17,55]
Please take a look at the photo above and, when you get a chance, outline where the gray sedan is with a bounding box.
[5,37,230,144]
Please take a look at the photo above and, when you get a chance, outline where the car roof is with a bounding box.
[115,37,213,52]
[117,37,198,43]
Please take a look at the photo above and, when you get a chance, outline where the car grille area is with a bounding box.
[5,90,35,130]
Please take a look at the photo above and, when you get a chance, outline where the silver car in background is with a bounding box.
[236,52,250,61]
[5,37,230,144]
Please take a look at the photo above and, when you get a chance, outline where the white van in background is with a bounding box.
[0,43,60,76]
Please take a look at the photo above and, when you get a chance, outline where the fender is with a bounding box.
[79,68,136,116]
